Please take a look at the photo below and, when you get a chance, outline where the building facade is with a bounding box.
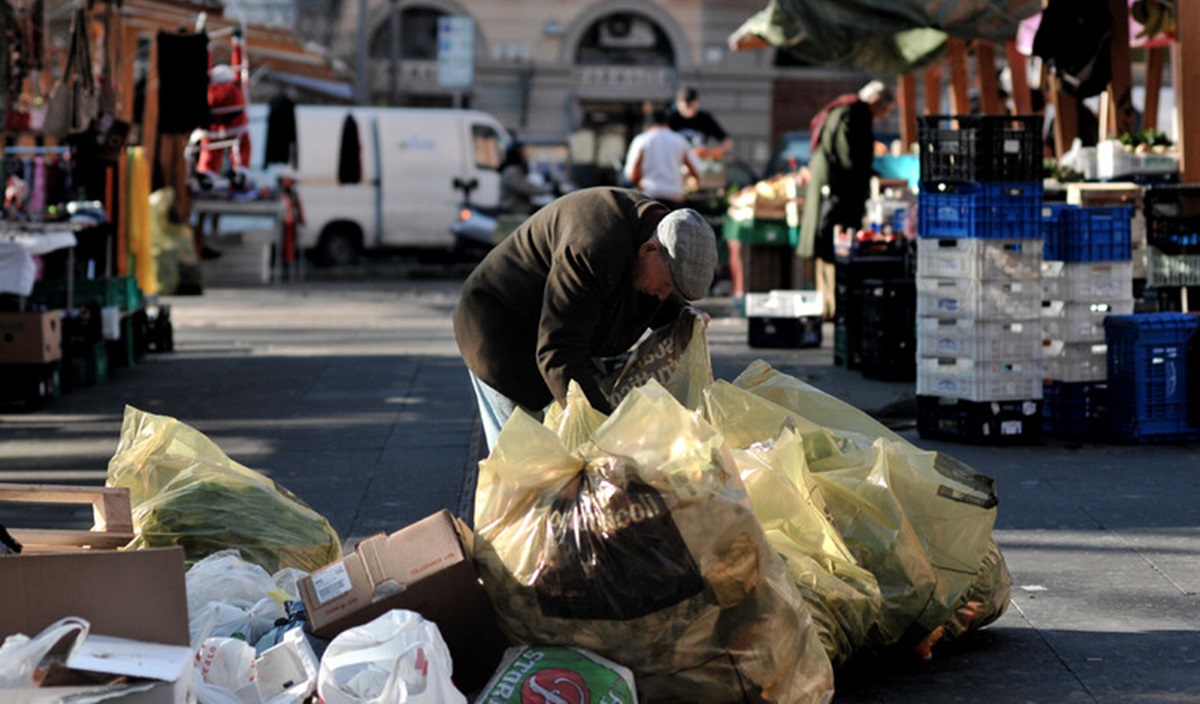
[320,0,873,183]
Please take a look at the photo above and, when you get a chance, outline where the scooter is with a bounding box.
[450,177,501,259]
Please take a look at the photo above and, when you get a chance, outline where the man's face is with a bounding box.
[677,99,699,119]
[871,99,896,122]
[633,242,677,300]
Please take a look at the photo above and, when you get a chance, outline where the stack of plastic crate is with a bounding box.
[914,115,1046,444]
[1039,202,1136,441]
[1142,185,1200,310]
[1103,312,1199,442]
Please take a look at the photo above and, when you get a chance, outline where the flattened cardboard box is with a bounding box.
[299,509,508,692]
[0,310,62,363]
[0,547,193,703]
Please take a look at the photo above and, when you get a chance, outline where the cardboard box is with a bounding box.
[0,311,62,363]
[0,547,194,703]
[298,509,508,693]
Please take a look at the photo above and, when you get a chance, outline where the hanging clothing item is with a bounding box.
[808,93,859,155]
[156,31,210,134]
[265,92,298,167]
[1032,0,1112,99]
[337,114,361,184]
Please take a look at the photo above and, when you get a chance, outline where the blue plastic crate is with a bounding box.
[1042,204,1133,262]
[1042,380,1108,441]
[1104,312,1199,442]
[918,182,1043,239]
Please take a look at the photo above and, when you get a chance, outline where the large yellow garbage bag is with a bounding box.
[718,362,1011,650]
[728,419,883,666]
[106,405,343,574]
[474,382,834,704]
[542,381,608,453]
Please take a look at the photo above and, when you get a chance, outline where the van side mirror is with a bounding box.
[453,177,479,204]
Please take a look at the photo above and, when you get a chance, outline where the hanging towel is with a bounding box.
[265,92,298,167]
[337,114,361,184]
[156,31,210,134]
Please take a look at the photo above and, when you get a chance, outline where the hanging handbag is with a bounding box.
[42,7,97,139]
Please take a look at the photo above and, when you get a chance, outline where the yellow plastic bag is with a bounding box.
[600,310,712,411]
[107,405,343,574]
[542,381,608,453]
[714,363,1010,653]
[709,384,882,665]
[474,382,834,704]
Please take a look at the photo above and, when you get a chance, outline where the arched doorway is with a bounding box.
[568,10,679,188]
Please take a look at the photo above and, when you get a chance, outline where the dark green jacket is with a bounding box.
[453,187,684,413]
[799,100,875,262]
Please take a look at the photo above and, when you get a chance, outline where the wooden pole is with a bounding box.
[1005,40,1033,115]
[947,39,972,115]
[898,73,918,152]
[1107,0,1136,137]
[1143,46,1165,132]
[974,42,1003,115]
[923,63,943,115]
[1047,73,1078,157]
[1177,1,1199,184]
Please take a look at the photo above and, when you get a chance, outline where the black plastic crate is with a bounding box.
[917,395,1043,445]
[0,361,60,409]
[918,114,1043,184]
[859,279,916,381]
[748,315,822,349]
[1104,312,1199,442]
[833,321,860,370]
[1042,380,1108,441]
[1143,185,1200,255]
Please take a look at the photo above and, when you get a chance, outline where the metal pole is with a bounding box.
[356,0,367,103]
[389,0,400,105]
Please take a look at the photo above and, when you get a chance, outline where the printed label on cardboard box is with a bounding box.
[310,561,353,604]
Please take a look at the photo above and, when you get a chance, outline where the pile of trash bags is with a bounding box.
[1,312,1010,703]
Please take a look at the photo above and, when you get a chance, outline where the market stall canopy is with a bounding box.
[729,0,1043,74]
[120,0,350,101]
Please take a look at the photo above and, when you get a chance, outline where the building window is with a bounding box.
[369,6,444,60]
[575,12,674,66]
[472,124,505,171]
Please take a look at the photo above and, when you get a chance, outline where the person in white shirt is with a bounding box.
[623,108,702,207]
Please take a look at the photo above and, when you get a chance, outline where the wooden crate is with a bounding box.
[0,483,134,552]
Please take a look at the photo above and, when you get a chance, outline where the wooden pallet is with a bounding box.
[0,483,135,552]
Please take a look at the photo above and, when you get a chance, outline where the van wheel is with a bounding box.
[316,226,361,267]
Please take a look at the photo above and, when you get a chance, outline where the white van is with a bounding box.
[251,105,511,264]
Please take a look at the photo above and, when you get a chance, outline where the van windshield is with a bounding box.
[473,124,507,170]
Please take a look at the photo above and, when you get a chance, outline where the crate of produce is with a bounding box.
[1041,260,1134,301]
[918,114,1043,184]
[918,316,1043,359]
[744,290,824,319]
[1041,204,1133,262]
[1042,380,1108,441]
[917,276,1042,319]
[916,355,1045,402]
[919,181,1043,239]
[918,237,1041,281]
[1066,182,1144,209]
[1041,298,1135,343]
[835,227,911,259]
[1103,312,1199,442]
[1044,340,1109,383]
[1144,246,1200,287]
[859,279,916,381]
[916,395,1043,445]
[722,215,795,247]
[1142,185,1200,255]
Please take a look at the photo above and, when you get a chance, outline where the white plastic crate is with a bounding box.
[1041,260,1134,300]
[1041,298,1135,343]
[744,290,824,318]
[1043,340,1108,383]
[917,238,1042,280]
[916,355,1045,402]
[1144,247,1200,287]
[917,316,1043,359]
[917,276,1043,319]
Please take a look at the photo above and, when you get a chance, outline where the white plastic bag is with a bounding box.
[186,549,288,648]
[318,610,466,704]
[195,637,257,698]
[0,616,89,688]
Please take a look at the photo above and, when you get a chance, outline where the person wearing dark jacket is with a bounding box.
[798,80,895,318]
[453,186,718,449]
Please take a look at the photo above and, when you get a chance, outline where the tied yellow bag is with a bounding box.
[107,405,343,574]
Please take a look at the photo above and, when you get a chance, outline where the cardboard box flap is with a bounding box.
[0,547,189,647]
